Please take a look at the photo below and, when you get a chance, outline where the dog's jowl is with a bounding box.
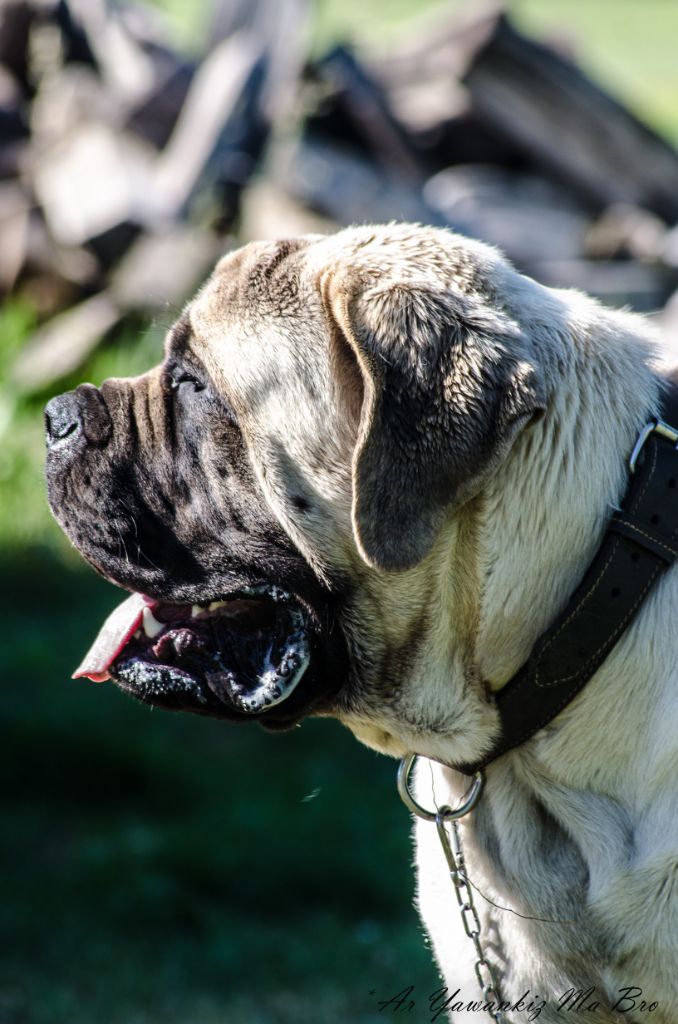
[46,225,678,1022]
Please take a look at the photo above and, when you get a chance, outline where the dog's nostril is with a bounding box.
[45,393,82,447]
[45,385,112,449]
[45,414,79,440]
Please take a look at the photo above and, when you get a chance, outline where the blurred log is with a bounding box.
[11,292,121,394]
[5,0,678,331]
[369,6,495,96]
[54,0,98,69]
[0,184,30,294]
[208,0,297,50]
[535,260,677,312]
[0,66,29,177]
[0,0,34,94]
[307,45,423,181]
[369,7,526,173]
[29,66,111,146]
[424,166,588,266]
[32,121,151,266]
[111,225,223,313]
[56,1,154,105]
[117,3,196,149]
[662,225,678,270]
[461,12,678,222]
[24,210,98,282]
[239,177,339,242]
[125,59,194,149]
[154,0,308,230]
[405,107,528,176]
[87,221,143,270]
[13,210,97,315]
[152,32,269,228]
[586,204,667,262]
[281,138,446,227]
[655,290,678,363]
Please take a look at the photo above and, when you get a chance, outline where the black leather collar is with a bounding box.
[454,385,678,777]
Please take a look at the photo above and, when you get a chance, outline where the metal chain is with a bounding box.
[397,754,506,1022]
[435,811,506,1023]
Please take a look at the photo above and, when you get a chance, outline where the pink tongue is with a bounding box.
[73,592,153,682]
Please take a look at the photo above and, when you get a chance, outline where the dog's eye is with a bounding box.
[167,370,204,393]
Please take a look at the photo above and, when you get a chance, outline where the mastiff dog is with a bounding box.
[45,225,678,1022]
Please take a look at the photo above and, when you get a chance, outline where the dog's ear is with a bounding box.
[320,261,546,572]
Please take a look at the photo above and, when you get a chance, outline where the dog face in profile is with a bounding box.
[46,225,677,1021]
[45,226,548,760]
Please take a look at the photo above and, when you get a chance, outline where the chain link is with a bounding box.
[435,811,506,1023]
[397,755,506,1021]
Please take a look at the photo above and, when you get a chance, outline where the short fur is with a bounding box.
[47,225,678,1021]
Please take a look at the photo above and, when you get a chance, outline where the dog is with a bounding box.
[45,224,678,1022]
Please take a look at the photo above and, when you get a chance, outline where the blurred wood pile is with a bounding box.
[5,0,678,391]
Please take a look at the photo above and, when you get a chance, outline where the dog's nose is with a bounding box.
[45,385,112,449]
[45,393,81,447]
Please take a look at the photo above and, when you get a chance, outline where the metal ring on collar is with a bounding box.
[629,417,678,474]
[397,753,484,822]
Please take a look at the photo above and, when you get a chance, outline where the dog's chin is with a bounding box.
[78,582,338,726]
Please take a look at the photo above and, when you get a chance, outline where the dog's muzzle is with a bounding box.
[44,380,347,726]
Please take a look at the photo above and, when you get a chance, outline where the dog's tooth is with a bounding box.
[191,605,203,618]
[142,606,164,638]
[209,600,228,611]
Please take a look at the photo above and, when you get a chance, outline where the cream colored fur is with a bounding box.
[188,224,678,1022]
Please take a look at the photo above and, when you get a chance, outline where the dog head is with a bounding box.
[45,225,550,761]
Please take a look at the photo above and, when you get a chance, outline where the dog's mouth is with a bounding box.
[74,585,311,715]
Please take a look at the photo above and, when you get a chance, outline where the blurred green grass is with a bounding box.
[1,551,440,1023]
[3,2,678,1021]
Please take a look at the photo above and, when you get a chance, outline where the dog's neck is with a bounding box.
[472,296,663,696]
[344,291,669,780]
[413,307,674,1005]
